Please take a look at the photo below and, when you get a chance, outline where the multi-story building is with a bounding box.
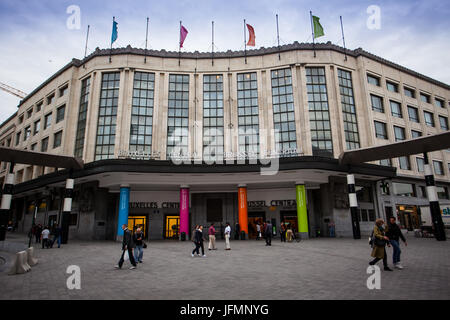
[1,42,449,241]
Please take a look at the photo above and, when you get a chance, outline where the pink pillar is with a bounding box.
[180,186,190,239]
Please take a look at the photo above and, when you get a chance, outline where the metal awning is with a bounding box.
[0,146,84,170]
[339,131,450,165]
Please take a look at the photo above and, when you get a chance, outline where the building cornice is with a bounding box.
[12,41,450,113]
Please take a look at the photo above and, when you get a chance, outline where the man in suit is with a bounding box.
[115,224,137,269]
[265,221,273,246]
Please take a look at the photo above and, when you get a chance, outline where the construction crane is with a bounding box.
[0,82,28,99]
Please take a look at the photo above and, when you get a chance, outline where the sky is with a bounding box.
[1,0,449,123]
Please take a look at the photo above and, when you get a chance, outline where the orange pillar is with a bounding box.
[238,184,248,239]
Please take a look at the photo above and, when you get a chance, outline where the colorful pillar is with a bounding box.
[424,153,446,241]
[61,177,74,244]
[296,183,309,238]
[0,163,15,241]
[117,185,130,239]
[238,184,248,239]
[347,174,361,240]
[180,185,190,241]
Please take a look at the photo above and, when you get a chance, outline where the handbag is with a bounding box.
[123,250,129,261]
[374,237,386,247]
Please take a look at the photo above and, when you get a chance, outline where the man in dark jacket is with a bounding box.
[50,224,62,248]
[192,225,206,257]
[385,216,407,269]
[115,224,137,269]
[265,221,272,246]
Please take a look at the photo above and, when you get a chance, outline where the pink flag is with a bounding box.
[180,25,188,48]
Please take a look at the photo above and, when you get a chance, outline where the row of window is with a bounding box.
[374,120,448,144]
[383,182,449,200]
[370,94,449,130]
[367,73,447,109]
[24,130,63,153]
[17,85,68,125]
[15,105,65,147]
[380,154,448,175]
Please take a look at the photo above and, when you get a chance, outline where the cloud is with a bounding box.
[0,0,449,123]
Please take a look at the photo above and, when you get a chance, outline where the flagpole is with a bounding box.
[212,21,214,66]
[144,17,149,63]
[340,16,347,61]
[84,25,90,59]
[179,21,181,66]
[110,17,115,63]
[276,14,281,60]
[244,19,247,64]
[310,11,316,58]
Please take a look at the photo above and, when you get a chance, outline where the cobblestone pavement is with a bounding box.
[1,233,449,300]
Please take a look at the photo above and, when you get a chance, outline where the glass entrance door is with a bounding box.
[128,216,147,237]
[165,215,180,239]
[248,212,265,239]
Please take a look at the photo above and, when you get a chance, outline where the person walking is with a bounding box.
[234,223,240,240]
[208,223,217,250]
[192,225,206,257]
[50,224,62,248]
[41,226,50,249]
[265,220,272,246]
[286,224,293,242]
[224,223,231,250]
[328,220,336,238]
[133,227,145,263]
[385,216,407,269]
[369,219,393,271]
[280,222,287,242]
[115,224,137,270]
[35,224,42,243]
[256,222,261,241]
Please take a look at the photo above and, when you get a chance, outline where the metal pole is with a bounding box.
[244,19,247,64]
[310,11,316,58]
[276,14,281,60]
[179,21,182,66]
[28,201,38,248]
[212,21,214,66]
[109,17,115,63]
[340,16,347,61]
[423,153,446,241]
[347,173,361,239]
[84,25,90,59]
[144,17,149,63]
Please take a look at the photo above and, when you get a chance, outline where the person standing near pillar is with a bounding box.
[115,224,137,270]
[208,223,217,250]
[224,223,231,250]
[265,220,272,246]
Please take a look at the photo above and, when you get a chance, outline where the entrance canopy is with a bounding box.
[339,131,450,165]
[0,146,84,170]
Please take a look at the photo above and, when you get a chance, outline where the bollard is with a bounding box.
[26,247,38,266]
[8,251,31,275]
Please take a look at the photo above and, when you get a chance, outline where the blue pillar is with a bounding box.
[117,185,130,237]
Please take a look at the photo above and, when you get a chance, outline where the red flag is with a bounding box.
[246,24,255,46]
[180,25,188,48]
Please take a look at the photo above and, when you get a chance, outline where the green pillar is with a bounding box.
[296,184,309,237]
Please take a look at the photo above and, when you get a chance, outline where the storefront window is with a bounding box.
[396,205,420,231]
[393,182,415,197]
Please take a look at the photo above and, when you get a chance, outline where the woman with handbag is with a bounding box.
[369,219,393,271]
[133,228,145,263]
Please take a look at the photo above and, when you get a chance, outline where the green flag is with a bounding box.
[312,15,324,38]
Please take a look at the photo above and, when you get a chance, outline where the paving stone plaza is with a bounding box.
[0,233,449,300]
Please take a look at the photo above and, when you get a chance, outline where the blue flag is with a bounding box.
[111,19,118,45]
